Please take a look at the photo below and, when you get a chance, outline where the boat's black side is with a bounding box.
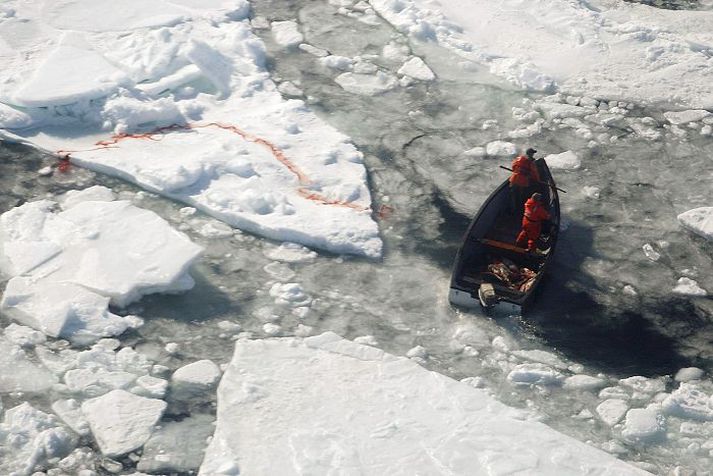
[448,158,560,311]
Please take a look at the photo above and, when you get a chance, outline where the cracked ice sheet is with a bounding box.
[199,332,649,475]
[0,190,202,343]
[369,0,713,108]
[0,1,382,258]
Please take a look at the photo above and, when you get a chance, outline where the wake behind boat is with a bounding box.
[449,158,560,312]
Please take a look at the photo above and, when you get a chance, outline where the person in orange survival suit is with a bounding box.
[509,147,541,215]
[516,192,551,252]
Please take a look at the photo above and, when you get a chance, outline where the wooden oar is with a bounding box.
[499,165,567,193]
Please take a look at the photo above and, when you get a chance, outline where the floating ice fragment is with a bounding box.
[544,150,581,170]
[3,323,46,348]
[642,243,660,262]
[335,71,399,95]
[59,185,116,210]
[485,140,517,157]
[596,399,629,426]
[0,402,77,475]
[672,277,707,297]
[677,207,713,241]
[320,55,354,71]
[675,368,704,383]
[662,382,713,420]
[138,414,215,474]
[663,110,712,125]
[171,360,222,399]
[507,363,563,386]
[406,345,428,359]
[263,242,317,263]
[271,21,304,47]
[82,389,166,457]
[563,375,607,391]
[397,57,435,81]
[622,408,665,444]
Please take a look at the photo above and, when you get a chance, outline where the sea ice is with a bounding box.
[596,399,629,427]
[507,363,563,386]
[0,194,202,342]
[563,375,608,391]
[200,333,647,475]
[0,4,383,259]
[335,71,399,95]
[622,408,665,444]
[271,21,304,48]
[675,368,704,383]
[82,389,166,457]
[544,150,581,170]
[662,382,713,421]
[397,56,435,81]
[170,359,222,400]
[0,336,58,393]
[678,207,713,241]
[0,402,77,476]
[672,277,707,297]
[485,140,517,157]
[137,414,215,474]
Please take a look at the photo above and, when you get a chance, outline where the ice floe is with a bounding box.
[170,359,222,400]
[370,0,713,109]
[199,333,647,475]
[0,3,382,258]
[544,150,581,170]
[82,389,166,457]
[678,207,713,242]
[0,189,202,343]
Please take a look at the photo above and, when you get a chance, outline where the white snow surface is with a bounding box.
[545,150,581,170]
[0,1,382,258]
[199,332,648,475]
[0,191,202,343]
[369,0,713,109]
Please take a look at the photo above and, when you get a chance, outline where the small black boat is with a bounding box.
[448,158,560,312]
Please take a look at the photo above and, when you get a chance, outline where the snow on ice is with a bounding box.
[369,0,713,109]
[0,1,382,258]
[0,188,202,343]
[199,333,648,475]
[678,207,713,242]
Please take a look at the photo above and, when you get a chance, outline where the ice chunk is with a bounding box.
[563,375,607,391]
[137,414,215,473]
[59,185,116,210]
[335,71,398,95]
[263,242,317,263]
[678,207,713,241]
[132,375,169,399]
[170,359,222,399]
[485,140,517,157]
[64,368,138,397]
[200,334,648,475]
[271,21,304,47]
[672,277,707,297]
[596,399,629,426]
[664,110,712,125]
[544,150,581,170]
[269,282,312,307]
[0,336,58,393]
[0,196,202,342]
[511,349,568,369]
[0,102,32,129]
[619,376,666,397]
[662,382,713,420]
[675,367,704,383]
[507,363,563,386]
[52,399,91,436]
[82,389,166,457]
[0,402,77,475]
[12,42,126,107]
[397,57,435,81]
[319,55,354,71]
[3,323,46,348]
[622,408,665,443]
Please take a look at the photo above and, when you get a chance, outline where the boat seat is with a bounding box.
[479,238,529,254]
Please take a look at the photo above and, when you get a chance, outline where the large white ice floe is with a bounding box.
[0,188,203,343]
[677,207,713,242]
[0,1,382,258]
[199,332,648,475]
[369,0,713,109]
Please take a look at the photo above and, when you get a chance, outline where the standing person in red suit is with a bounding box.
[509,147,540,215]
[516,192,550,252]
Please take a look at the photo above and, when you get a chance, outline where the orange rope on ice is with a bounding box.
[54,122,384,214]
